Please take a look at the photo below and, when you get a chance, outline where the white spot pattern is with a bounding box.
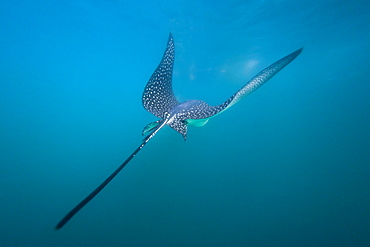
[142,33,178,118]
[142,33,302,140]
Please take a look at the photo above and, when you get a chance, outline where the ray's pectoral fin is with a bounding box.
[204,48,303,118]
[219,48,303,113]
[142,33,178,118]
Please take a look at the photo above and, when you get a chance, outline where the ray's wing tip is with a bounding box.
[168,32,174,42]
[283,47,303,63]
[292,47,303,57]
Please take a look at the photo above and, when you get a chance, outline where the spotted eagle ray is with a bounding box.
[56,33,302,229]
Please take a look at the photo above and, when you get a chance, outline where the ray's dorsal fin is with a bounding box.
[142,33,179,118]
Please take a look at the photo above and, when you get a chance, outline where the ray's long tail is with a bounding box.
[55,120,167,230]
[55,141,147,230]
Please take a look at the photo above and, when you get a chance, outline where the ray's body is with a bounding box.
[56,33,302,229]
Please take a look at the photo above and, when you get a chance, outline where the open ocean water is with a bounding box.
[1,0,369,246]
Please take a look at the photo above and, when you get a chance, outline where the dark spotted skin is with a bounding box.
[55,34,302,230]
[142,33,178,118]
[142,33,302,140]
[166,100,218,140]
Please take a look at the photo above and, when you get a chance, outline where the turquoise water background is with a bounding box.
[1,0,369,246]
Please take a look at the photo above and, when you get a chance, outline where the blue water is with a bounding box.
[1,0,369,246]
